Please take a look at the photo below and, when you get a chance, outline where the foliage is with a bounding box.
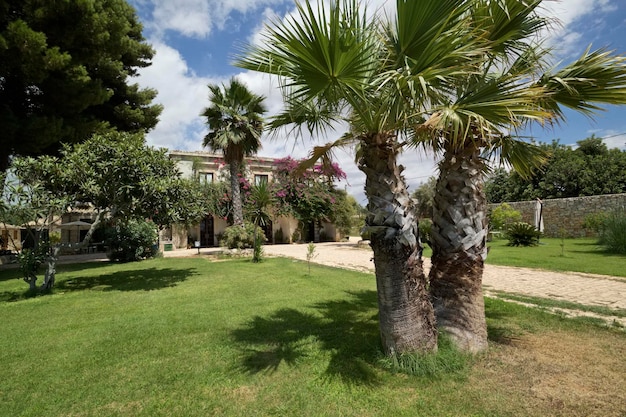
[2,161,69,289]
[306,242,317,275]
[329,190,358,237]
[249,182,272,262]
[412,177,437,219]
[14,132,205,229]
[506,222,542,247]
[220,222,267,249]
[0,0,161,172]
[598,209,626,254]
[582,211,609,236]
[486,137,626,203]
[418,218,432,248]
[489,203,522,232]
[201,78,267,226]
[271,156,346,230]
[105,219,158,262]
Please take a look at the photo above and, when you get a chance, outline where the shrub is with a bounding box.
[291,229,301,243]
[506,222,541,247]
[418,218,432,247]
[220,222,267,249]
[583,212,609,235]
[598,209,626,254]
[105,220,158,262]
[489,203,522,231]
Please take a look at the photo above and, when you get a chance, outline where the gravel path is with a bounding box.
[258,240,626,314]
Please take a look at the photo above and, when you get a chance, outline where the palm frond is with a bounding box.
[235,0,379,106]
[292,135,358,177]
[538,47,626,121]
[486,136,550,179]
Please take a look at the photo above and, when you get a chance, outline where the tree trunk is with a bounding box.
[41,246,61,290]
[80,211,105,248]
[230,160,244,226]
[429,146,488,353]
[359,134,437,355]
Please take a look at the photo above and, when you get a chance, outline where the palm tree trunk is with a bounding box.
[230,160,244,226]
[429,146,488,353]
[359,134,437,355]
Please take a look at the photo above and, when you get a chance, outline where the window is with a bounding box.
[199,172,214,183]
[254,174,269,186]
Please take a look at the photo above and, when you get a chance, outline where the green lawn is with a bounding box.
[1,257,625,416]
[484,237,626,277]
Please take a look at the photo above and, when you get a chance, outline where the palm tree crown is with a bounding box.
[201,78,267,226]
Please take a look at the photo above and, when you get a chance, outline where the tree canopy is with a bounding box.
[486,137,626,203]
[11,132,205,232]
[0,0,162,172]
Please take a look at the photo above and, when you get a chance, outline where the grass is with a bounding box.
[491,291,626,320]
[1,257,625,416]
[483,237,626,278]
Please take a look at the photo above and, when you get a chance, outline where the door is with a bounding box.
[200,215,215,247]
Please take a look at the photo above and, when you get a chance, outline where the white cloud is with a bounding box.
[138,0,291,39]
[136,41,218,151]
[539,0,619,56]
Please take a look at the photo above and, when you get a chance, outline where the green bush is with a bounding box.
[105,220,158,262]
[220,222,267,249]
[598,209,626,254]
[489,203,522,231]
[506,222,541,247]
[583,212,609,235]
[419,218,432,247]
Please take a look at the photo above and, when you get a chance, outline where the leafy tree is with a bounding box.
[20,132,205,233]
[201,78,267,226]
[0,0,162,172]
[236,0,488,354]
[411,177,437,219]
[413,0,626,351]
[1,168,68,290]
[486,138,626,202]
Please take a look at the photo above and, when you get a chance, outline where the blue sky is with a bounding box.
[129,0,626,204]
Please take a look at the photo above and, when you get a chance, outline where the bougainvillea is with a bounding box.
[269,157,346,227]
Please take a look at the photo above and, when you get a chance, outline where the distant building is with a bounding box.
[164,150,341,250]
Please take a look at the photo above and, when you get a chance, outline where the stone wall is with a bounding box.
[489,193,626,238]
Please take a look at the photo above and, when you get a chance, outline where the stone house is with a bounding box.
[161,150,341,250]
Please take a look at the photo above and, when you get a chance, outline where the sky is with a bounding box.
[128,0,626,205]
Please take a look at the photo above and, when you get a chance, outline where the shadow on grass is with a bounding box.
[56,267,197,292]
[485,298,525,345]
[1,266,198,303]
[232,290,382,385]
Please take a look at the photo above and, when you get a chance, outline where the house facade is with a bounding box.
[163,150,341,250]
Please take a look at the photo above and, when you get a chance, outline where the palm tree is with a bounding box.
[201,78,267,226]
[412,0,626,352]
[236,0,486,355]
